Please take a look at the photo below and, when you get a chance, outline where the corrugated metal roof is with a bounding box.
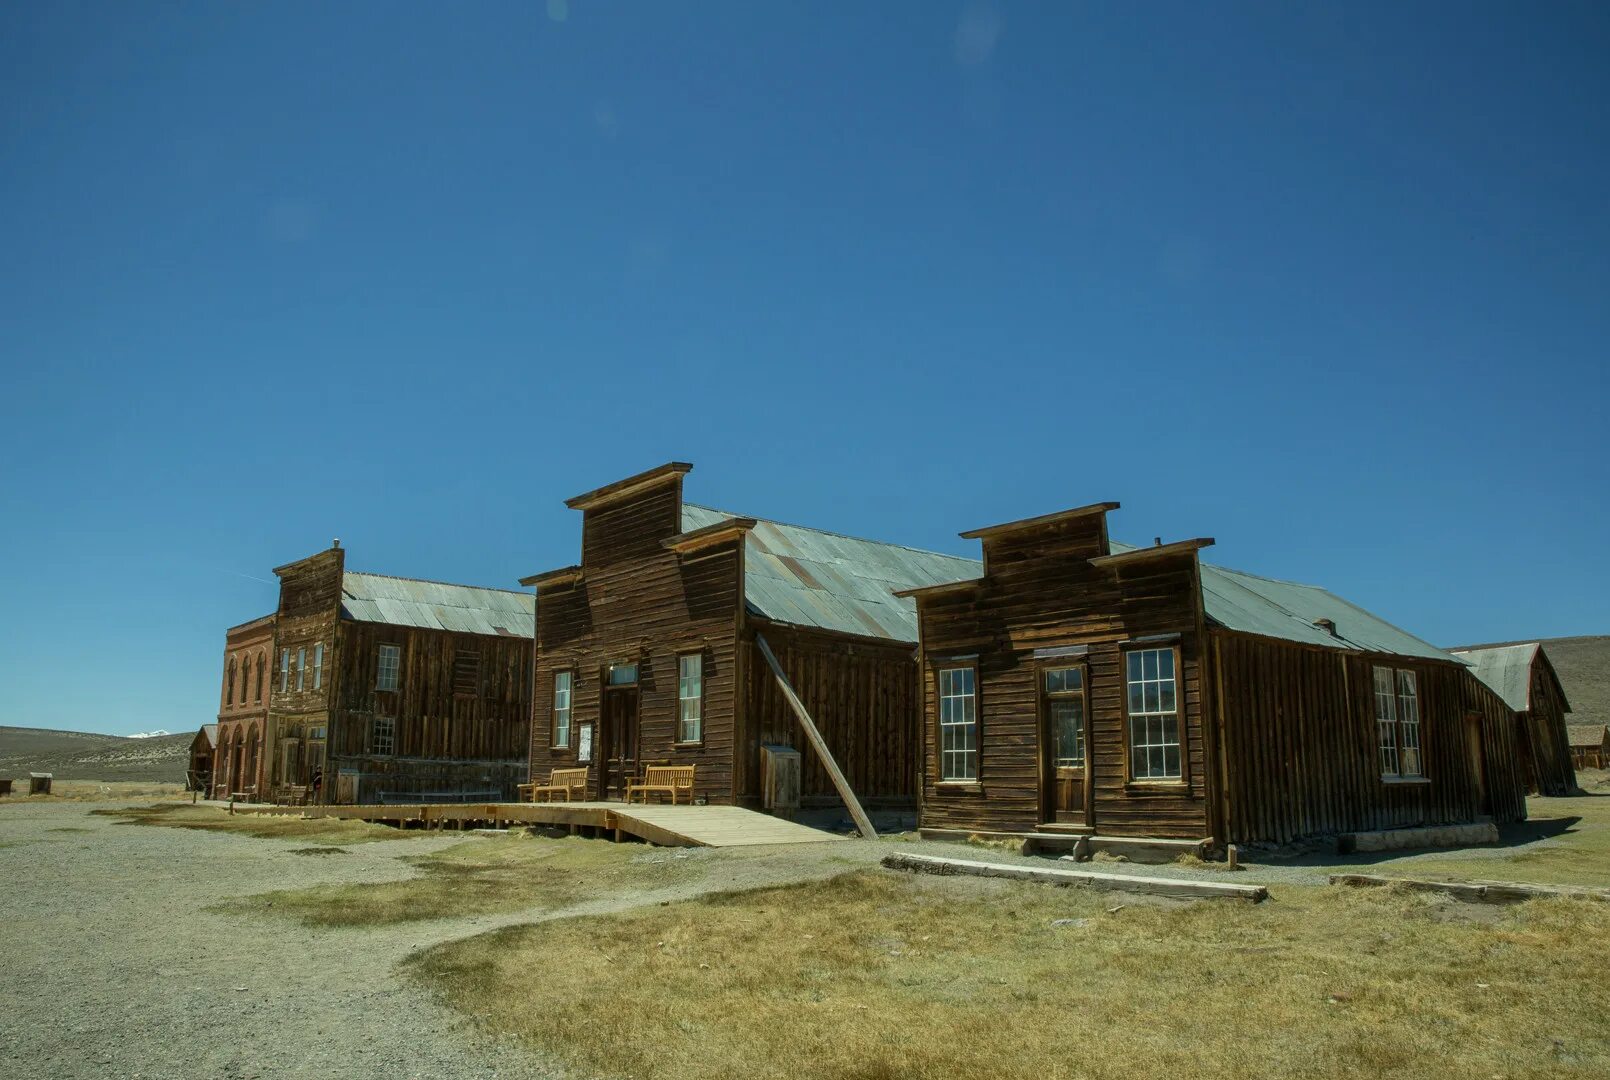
[1093,542,1456,662]
[682,505,982,643]
[341,572,535,638]
[1449,643,1541,712]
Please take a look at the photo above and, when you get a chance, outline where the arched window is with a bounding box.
[225,657,237,710]
[258,654,267,704]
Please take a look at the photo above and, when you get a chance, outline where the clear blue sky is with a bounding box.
[2,3,1606,736]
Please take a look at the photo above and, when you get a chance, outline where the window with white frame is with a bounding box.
[280,648,290,692]
[1375,665,1423,778]
[313,642,324,690]
[296,647,306,692]
[376,644,401,691]
[938,666,978,781]
[1126,647,1182,780]
[552,671,573,748]
[371,716,395,755]
[678,653,703,743]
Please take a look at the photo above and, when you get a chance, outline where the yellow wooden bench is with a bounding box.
[625,765,696,805]
[519,767,589,803]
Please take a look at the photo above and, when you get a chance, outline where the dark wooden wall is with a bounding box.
[531,477,744,804]
[268,547,343,789]
[915,515,1212,839]
[329,620,533,798]
[740,622,919,805]
[1524,654,1577,796]
[1212,630,1528,845]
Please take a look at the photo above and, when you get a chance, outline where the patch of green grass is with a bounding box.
[90,803,423,845]
[1358,794,1610,889]
[233,835,704,927]
[411,869,1610,1080]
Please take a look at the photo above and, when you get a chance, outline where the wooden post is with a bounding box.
[754,632,877,839]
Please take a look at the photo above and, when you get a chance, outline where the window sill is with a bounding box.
[1381,775,1431,786]
[673,741,705,750]
[1124,779,1189,792]
[935,781,983,794]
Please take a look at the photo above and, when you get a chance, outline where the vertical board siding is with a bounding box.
[531,478,743,805]
[741,624,918,803]
[1214,630,1527,845]
[915,516,1210,839]
[1526,659,1577,796]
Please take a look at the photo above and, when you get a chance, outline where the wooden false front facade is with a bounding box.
[526,463,950,812]
[904,504,1529,849]
[264,544,535,804]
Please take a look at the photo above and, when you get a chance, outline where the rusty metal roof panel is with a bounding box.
[684,504,981,644]
[341,572,535,638]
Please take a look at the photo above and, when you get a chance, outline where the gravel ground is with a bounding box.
[3,798,1572,1079]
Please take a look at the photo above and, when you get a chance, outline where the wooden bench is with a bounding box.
[518,767,589,803]
[625,765,696,805]
[274,784,309,806]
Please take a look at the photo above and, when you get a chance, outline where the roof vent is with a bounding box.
[332,538,342,550]
[1154,536,1162,547]
[1314,617,1337,637]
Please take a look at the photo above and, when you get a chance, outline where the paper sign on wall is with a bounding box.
[578,723,594,763]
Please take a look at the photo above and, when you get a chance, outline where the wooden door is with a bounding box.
[601,687,640,799]
[1041,665,1091,826]
[1466,713,1491,816]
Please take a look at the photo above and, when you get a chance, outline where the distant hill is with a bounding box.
[0,725,195,782]
[1448,635,1610,729]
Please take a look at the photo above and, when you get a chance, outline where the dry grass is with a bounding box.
[0,780,185,803]
[233,834,706,926]
[89,802,425,846]
[412,869,1610,1080]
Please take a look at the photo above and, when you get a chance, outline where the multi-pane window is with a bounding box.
[280,648,290,692]
[938,666,978,781]
[553,671,573,748]
[1045,667,1086,767]
[376,644,401,691]
[608,662,639,686]
[1376,666,1423,778]
[371,716,395,756]
[678,654,703,743]
[1126,648,1181,780]
[313,643,324,690]
[296,647,306,692]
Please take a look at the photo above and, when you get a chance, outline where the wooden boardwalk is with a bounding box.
[236,800,843,849]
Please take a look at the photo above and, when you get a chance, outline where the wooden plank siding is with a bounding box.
[267,547,344,796]
[330,620,532,798]
[1211,630,1526,846]
[1523,657,1577,796]
[739,622,919,805]
[915,513,1212,839]
[530,476,744,805]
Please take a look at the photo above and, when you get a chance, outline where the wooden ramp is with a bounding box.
[236,800,843,849]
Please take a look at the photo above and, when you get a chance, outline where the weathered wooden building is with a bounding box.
[187,724,218,792]
[266,543,536,803]
[522,462,979,810]
[897,502,1528,849]
[1569,724,1610,770]
[1449,642,1575,795]
[213,613,275,797]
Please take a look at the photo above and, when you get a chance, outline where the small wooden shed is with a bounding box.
[28,772,53,795]
[1449,642,1576,795]
[1568,724,1610,770]
[188,724,219,792]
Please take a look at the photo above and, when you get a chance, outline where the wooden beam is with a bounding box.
[662,517,758,554]
[1329,873,1610,905]
[565,461,693,511]
[891,577,983,600]
[959,502,1121,541]
[882,852,1269,902]
[1089,537,1215,568]
[753,631,878,839]
[518,565,583,589]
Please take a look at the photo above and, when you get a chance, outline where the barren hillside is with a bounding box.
[0,726,194,783]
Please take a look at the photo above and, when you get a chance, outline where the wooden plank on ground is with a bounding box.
[882,852,1268,902]
[1328,873,1610,904]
